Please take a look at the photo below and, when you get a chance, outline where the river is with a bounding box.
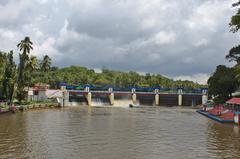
[0,106,240,159]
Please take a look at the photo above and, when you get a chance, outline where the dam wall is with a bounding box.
[61,88,208,107]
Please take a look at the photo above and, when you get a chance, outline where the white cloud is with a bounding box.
[37,0,48,4]
[0,0,238,82]
[0,28,15,39]
[0,28,22,52]
[173,73,210,85]
[152,31,176,45]
[34,37,62,62]
[185,0,233,32]
[194,39,209,47]
[141,18,157,29]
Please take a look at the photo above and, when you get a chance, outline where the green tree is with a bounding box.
[41,55,52,71]
[208,65,238,103]
[17,36,33,102]
[17,37,33,54]
[226,45,240,64]
[230,1,240,33]
[2,51,17,104]
[27,56,39,72]
[227,1,240,65]
[0,51,7,99]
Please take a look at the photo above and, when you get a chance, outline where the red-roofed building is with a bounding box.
[226,98,240,105]
[225,98,240,112]
[227,98,240,125]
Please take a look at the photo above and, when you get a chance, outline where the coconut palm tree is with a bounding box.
[17,37,33,55]
[27,56,39,72]
[17,37,33,102]
[17,37,33,82]
[41,55,52,71]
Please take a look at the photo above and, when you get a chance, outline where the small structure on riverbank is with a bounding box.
[225,98,240,125]
[226,98,240,111]
[197,97,240,125]
[27,83,63,103]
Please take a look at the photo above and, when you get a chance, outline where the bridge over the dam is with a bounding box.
[61,86,208,107]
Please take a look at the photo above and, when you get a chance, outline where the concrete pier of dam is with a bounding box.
[61,87,208,107]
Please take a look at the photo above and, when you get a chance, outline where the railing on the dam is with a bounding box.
[59,83,206,94]
[60,84,208,107]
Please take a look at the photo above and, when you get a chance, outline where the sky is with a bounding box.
[0,0,238,84]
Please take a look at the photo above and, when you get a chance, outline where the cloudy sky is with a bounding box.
[0,0,238,84]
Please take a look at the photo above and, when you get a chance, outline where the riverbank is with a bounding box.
[0,103,61,114]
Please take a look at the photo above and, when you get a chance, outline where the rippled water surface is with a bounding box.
[0,106,240,159]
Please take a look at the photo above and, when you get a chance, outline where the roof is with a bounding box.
[226,98,240,105]
[46,90,63,98]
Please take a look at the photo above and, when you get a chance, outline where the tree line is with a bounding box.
[208,1,240,103]
[31,66,204,89]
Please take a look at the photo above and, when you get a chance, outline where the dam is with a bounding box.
[62,86,208,107]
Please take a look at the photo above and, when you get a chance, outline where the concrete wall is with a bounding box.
[159,94,178,106]
[29,88,207,107]
[182,95,202,106]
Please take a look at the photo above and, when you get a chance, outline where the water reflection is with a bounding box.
[207,122,240,158]
[0,107,239,159]
[0,113,29,159]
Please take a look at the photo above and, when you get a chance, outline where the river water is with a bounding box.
[0,106,240,159]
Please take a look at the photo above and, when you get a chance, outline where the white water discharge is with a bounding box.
[70,101,88,106]
[70,96,155,107]
[91,97,110,106]
[113,99,133,108]
[69,96,88,106]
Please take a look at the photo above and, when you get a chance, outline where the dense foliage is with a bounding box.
[208,65,238,103]
[0,37,53,103]
[0,51,16,104]
[230,1,240,33]
[231,1,240,83]
[227,1,240,65]
[30,66,205,89]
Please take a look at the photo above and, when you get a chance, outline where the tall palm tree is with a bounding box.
[17,36,33,81]
[41,55,52,71]
[17,37,33,102]
[17,37,33,55]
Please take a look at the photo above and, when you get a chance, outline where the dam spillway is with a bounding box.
[63,88,207,107]
[114,93,133,107]
[159,94,179,106]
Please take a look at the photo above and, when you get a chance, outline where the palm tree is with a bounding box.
[17,37,33,81]
[27,56,39,71]
[17,37,33,55]
[17,36,33,102]
[41,55,52,71]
